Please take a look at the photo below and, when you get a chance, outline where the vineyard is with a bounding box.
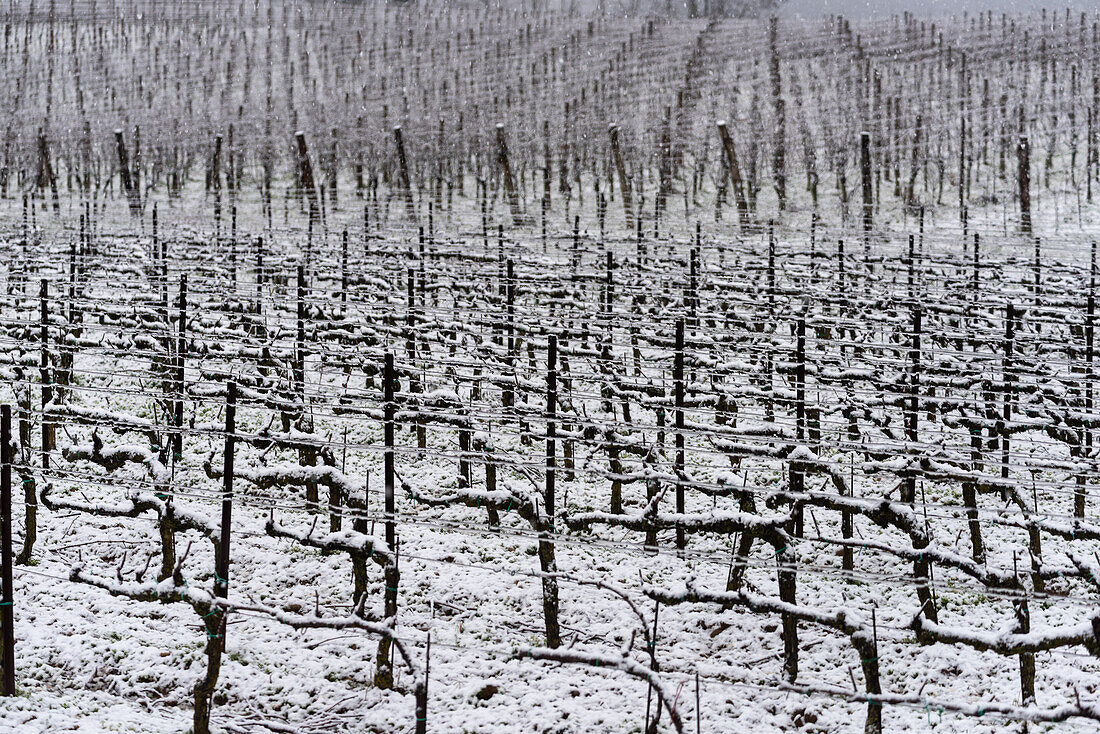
[1,1,1100,732]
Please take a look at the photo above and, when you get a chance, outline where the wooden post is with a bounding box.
[495,124,523,226]
[0,405,14,696]
[841,471,854,572]
[860,131,873,263]
[838,239,846,311]
[1002,304,1015,498]
[906,114,923,209]
[212,135,223,234]
[340,230,348,315]
[658,107,672,219]
[37,129,59,213]
[294,131,321,228]
[716,121,749,231]
[543,119,552,220]
[255,237,264,307]
[965,240,986,560]
[1080,270,1096,518]
[958,114,967,219]
[769,16,786,212]
[407,268,425,452]
[1033,236,1041,309]
[1017,579,1036,707]
[909,305,937,624]
[174,275,187,463]
[777,543,798,682]
[458,418,471,492]
[114,129,141,217]
[767,222,777,315]
[216,382,235,601]
[541,336,561,649]
[791,318,806,537]
[328,126,338,208]
[546,336,557,520]
[503,260,515,409]
[229,206,238,289]
[859,609,882,733]
[905,308,921,505]
[1018,134,1031,234]
[674,320,686,551]
[907,234,916,303]
[605,250,614,325]
[39,279,51,479]
[384,352,396,566]
[609,124,634,230]
[377,352,399,688]
[393,126,416,220]
[972,233,980,296]
[295,265,306,403]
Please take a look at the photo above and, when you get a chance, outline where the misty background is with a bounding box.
[779,0,1096,19]
[524,1,1097,19]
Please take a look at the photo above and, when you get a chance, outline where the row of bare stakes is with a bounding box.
[0,15,1055,206]
[10,245,1100,730]
[15,7,1091,226]
[26,117,1052,266]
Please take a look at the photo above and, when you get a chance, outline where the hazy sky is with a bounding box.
[779,0,1095,19]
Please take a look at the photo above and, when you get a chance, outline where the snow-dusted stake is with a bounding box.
[376,352,401,688]
[0,405,14,695]
[609,124,634,230]
[496,124,523,226]
[542,335,561,649]
[194,380,236,734]
[716,120,749,231]
[903,307,920,505]
[36,128,59,213]
[474,433,501,528]
[114,129,141,216]
[674,320,686,551]
[295,264,307,403]
[503,259,515,410]
[790,316,806,538]
[406,267,426,452]
[860,132,873,264]
[211,135,223,232]
[769,16,786,212]
[173,274,187,464]
[1018,134,1032,234]
[393,126,416,220]
[294,131,321,228]
[1016,589,1036,709]
[1080,283,1096,518]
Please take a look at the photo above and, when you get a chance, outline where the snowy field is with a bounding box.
[0,1,1098,733]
